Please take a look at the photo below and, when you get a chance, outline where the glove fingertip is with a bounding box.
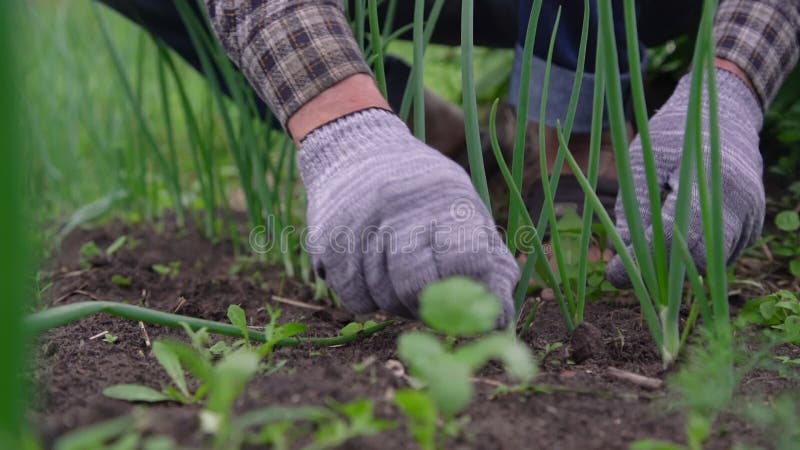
[605,255,633,289]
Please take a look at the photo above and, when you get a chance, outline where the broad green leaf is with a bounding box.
[415,355,473,417]
[777,316,800,342]
[205,350,259,414]
[103,384,170,403]
[453,333,537,381]
[157,340,213,382]
[775,210,800,232]
[776,300,800,315]
[556,209,583,233]
[790,258,800,277]
[152,341,189,397]
[397,332,445,367]
[397,332,472,416]
[395,389,437,450]
[759,300,777,322]
[419,277,500,336]
[340,322,363,336]
[227,304,249,338]
[105,236,127,256]
[275,322,308,340]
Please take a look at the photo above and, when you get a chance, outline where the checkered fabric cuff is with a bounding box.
[205,0,372,127]
[715,0,800,110]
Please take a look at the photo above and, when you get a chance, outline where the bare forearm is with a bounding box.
[204,0,375,136]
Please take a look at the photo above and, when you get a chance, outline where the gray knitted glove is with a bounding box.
[606,69,765,287]
[299,109,520,325]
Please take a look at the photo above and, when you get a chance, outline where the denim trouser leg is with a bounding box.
[509,0,634,133]
[509,1,703,133]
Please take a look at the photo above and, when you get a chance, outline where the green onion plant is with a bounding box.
[0,2,27,446]
[553,0,731,365]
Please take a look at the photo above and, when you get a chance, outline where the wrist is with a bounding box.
[297,108,411,188]
[287,74,393,144]
[714,58,757,103]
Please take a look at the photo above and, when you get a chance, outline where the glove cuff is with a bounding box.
[715,68,764,133]
[298,108,411,188]
[672,68,763,133]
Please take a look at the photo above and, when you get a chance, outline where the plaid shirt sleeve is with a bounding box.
[715,0,800,110]
[204,0,372,127]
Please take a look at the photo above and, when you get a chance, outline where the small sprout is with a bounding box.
[79,241,103,269]
[152,261,181,278]
[105,235,127,256]
[111,274,133,287]
[398,277,537,419]
[103,333,119,345]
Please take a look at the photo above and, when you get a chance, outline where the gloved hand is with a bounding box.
[299,108,520,325]
[606,68,765,287]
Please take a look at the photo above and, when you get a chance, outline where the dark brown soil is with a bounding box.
[31,219,800,449]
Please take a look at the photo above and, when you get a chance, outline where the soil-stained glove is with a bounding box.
[299,108,520,325]
[606,69,765,287]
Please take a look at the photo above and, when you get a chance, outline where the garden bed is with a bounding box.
[32,219,799,449]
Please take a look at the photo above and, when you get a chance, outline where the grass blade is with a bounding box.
[368,0,388,98]
[412,0,426,140]
[506,0,544,251]
[490,101,574,331]
[537,8,578,315]
[555,127,662,347]
[596,0,661,322]
[0,3,27,443]
[462,0,491,209]
[575,40,606,324]
[622,0,668,304]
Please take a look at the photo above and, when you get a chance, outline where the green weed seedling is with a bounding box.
[771,210,800,276]
[218,304,308,371]
[51,413,179,450]
[152,261,181,279]
[111,274,132,288]
[102,333,118,345]
[305,399,395,450]
[746,395,800,450]
[394,389,438,450]
[103,339,213,404]
[104,334,260,449]
[78,241,103,269]
[105,235,127,256]
[233,399,393,450]
[737,290,800,344]
[396,277,537,447]
[80,237,132,270]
